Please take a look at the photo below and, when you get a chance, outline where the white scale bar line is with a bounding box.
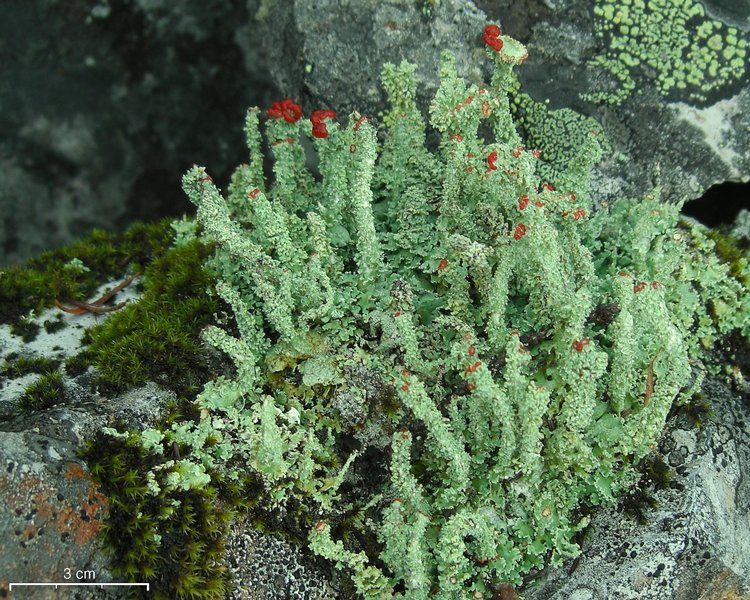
[9,583,149,590]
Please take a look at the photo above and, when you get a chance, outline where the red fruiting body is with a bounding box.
[483,24,503,52]
[574,209,586,220]
[452,96,475,113]
[542,183,555,192]
[467,383,476,392]
[310,109,337,138]
[572,338,590,352]
[487,150,498,171]
[618,271,630,277]
[438,258,449,271]
[570,194,577,201]
[249,188,261,199]
[464,361,482,375]
[531,149,541,158]
[267,98,302,123]
[512,146,524,158]
[315,520,326,532]
[468,346,475,356]
[651,281,660,289]
[394,311,402,317]
[514,223,527,240]
[401,382,411,392]
[353,114,370,131]
[311,109,336,123]
[535,201,545,208]
[518,195,529,210]
[450,134,464,141]
[633,282,647,293]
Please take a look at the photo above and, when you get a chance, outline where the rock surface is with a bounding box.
[0,384,172,600]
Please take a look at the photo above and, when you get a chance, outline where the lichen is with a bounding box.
[586,0,748,104]
[166,24,749,597]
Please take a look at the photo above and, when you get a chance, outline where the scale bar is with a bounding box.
[9,583,149,590]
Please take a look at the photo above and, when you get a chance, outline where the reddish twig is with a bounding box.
[55,272,140,315]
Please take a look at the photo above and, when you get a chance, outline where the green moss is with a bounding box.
[10,318,41,343]
[0,219,175,330]
[679,392,714,428]
[2,355,60,378]
[69,239,219,398]
[705,227,750,286]
[81,425,237,600]
[20,371,66,411]
[43,315,67,334]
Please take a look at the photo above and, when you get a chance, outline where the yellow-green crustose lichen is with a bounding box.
[586,0,748,105]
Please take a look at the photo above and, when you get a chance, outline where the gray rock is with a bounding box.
[0,383,173,599]
[225,518,335,600]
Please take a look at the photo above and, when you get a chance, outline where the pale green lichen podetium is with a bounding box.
[178,24,748,599]
[586,0,749,105]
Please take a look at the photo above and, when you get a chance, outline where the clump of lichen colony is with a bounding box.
[98,24,748,598]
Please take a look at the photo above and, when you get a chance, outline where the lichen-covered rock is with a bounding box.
[0,383,173,600]
[225,518,335,599]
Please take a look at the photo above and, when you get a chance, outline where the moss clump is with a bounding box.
[67,239,219,398]
[705,227,750,286]
[10,318,41,343]
[20,371,66,411]
[82,425,236,600]
[43,315,67,334]
[2,355,60,378]
[0,219,175,332]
